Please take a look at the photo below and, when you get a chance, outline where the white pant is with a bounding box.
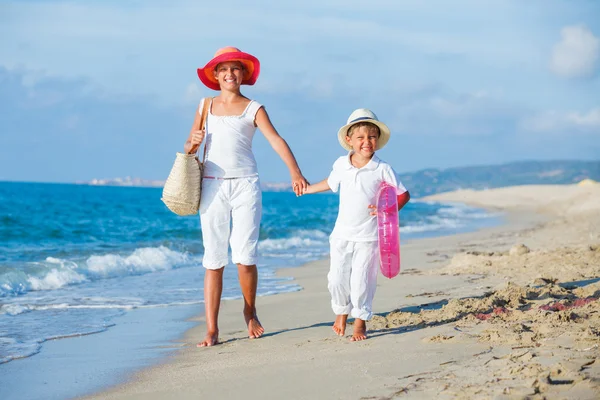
[199,176,262,269]
[328,238,379,321]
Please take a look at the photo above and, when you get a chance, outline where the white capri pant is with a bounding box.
[328,238,379,321]
[199,176,262,270]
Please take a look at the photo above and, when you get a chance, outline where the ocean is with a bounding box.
[0,181,498,395]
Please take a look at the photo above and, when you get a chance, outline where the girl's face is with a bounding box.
[213,61,245,90]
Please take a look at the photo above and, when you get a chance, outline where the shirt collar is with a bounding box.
[344,151,380,171]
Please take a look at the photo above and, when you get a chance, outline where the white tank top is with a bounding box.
[201,98,263,178]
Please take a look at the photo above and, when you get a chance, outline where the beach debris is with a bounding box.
[372,279,600,351]
[424,334,454,342]
[401,268,423,275]
[475,307,510,320]
[472,347,493,357]
[539,297,597,312]
[406,290,448,298]
[533,276,557,286]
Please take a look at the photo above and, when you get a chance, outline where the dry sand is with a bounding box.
[83,183,600,400]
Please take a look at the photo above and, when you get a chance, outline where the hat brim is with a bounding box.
[337,119,391,151]
[197,51,260,91]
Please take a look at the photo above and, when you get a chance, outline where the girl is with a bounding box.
[185,47,308,347]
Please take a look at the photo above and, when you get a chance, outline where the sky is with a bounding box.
[0,0,599,184]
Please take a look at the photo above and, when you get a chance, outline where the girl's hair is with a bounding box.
[348,122,381,137]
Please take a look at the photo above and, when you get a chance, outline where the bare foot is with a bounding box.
[332,314,348,336]
[197,330,219,347]
[245,314,264,339]
[350,319,367,341]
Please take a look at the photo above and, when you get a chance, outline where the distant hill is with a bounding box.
[81,160,600,196]
[399,160,600,198]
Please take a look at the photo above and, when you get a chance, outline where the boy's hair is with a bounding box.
[347,122,381,138]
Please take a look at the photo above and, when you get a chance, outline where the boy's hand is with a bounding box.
[301,179,330,196]
[302,184,316,195]
[368,204,377,216]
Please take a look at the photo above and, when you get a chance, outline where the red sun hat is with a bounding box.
[197,47,260,91]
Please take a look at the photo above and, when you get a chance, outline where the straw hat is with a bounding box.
[337,108,391,151]
[197,47,260,91]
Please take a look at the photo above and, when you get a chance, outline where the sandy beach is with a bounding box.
[83,183,600,400]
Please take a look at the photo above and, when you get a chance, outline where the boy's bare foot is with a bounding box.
[197,330,219,347]
[245,313,264,339]
[332,314,348,336]
[350,319,367,341]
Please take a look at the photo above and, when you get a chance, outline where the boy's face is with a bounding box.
[345,125,379,158]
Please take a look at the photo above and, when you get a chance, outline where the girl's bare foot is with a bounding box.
[350,319,367,341]
[332,314,348,336]
[245,313,264,339]
[197,330,219,347]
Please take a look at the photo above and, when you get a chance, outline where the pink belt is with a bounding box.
[203,176,238,180]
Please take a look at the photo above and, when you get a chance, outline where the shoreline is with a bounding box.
[81,183,600,399]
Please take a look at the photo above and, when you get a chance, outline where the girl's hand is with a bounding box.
[291,174,309,196]
[368,204,377,216]
[186,128,205,154]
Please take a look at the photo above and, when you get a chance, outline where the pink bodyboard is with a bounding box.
[376,182,400,279]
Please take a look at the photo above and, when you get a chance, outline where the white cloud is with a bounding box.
[521,107,600,134]
[568,108,600,127]
[386,89,523,136]
[550,25,600,78]
[0,0,556,103]
[429,91,492,117]
[60,115,81,131]
[184,82,202,104]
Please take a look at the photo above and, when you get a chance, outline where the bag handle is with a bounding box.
[188,97,211,156]
[198,97,211,164]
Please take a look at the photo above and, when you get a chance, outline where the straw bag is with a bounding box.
[161,98,210,216]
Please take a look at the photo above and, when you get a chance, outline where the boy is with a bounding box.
[302,109,410,341]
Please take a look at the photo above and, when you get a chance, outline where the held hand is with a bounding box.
[291,174,309,197]
[368,204,377,216]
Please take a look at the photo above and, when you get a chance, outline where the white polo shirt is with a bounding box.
[327,152,407,242]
